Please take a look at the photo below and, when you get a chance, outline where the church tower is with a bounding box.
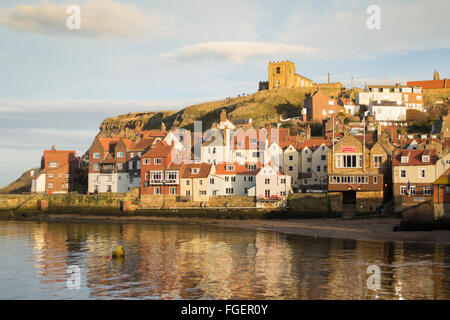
[434,70,440,80]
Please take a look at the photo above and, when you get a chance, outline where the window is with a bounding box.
[130,152,134,158]
[321,155,326,161]
[248,176,254,182]
[419,168,426,179]
[49,162,58,168]
[417,95,421,100]
[199,190,207,195]
[281,178,286,184]
[231,176,236,182]
[167,171,178,181]
[400,186,407,195]
[307,168,311,173]
[422,156,429,162]
[401,156,409,163]
[264,189,270,198]
[400,169,406,178]
[288,166,293,171]
[185,190,191,196]
[186,180,190,185]
[317,166,321,172]
[129,161,134,170]
[154,158,162,165]
[424,186,432,196]
[374,155,383,168]
[373,176,378,184]
[93,153,100,159]
[307,158,312,163]
[169,187,177,195]
[226,165,235,171]
[66,174,70,179]
[244,188,248,194]
[58,173,62,178]
[191,168,199,174]
[138,152,142,157]
[154,187,161,195]
[410,186,416,195]
[118,163,123,170]
[324,165,328,172]
[226,188,234,195]
[338,155,360,168]
[117,152,124,158]
[225,176,229,182]
[252,152,260,158]
[328,101,334,105]
[276,67,280,74]
[210,178,214,184]
[48,183,53,189]
[199,180,203,185]
[143,158,150,165]
[61,183,65,189]
[48,173,53,178]
[289,155,294,161]
[265,178,270,184]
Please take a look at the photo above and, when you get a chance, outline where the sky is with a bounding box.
[0,0,449,187]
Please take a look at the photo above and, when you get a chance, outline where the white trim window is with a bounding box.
[424,186,432,196]
[117,152,124,158]
[400,186,407,195]
[400,169,406,178]
[418,168,426,179]
[154,158,162,165]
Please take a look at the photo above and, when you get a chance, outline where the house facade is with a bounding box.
[304,90,344,122]
[180,163,215,202]
[327,133,386,211]
[255,165,291,200]
[208,163,261,197]
[392,149,450,209]
[31,146,79,194]
[140,141,184,196]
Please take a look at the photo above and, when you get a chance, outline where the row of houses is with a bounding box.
[31,104,450,214]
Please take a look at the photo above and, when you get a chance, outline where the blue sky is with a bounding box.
[0,0,449,187]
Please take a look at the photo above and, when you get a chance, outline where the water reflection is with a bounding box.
[0,220,449,299]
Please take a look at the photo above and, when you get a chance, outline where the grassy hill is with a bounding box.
[0,169,37,194]
[99,87,353,138]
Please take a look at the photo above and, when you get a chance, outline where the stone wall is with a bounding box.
[356,191,383,213]
[288,192,342,214]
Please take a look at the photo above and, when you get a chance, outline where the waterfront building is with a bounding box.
[208,162,261,197]
[255,164,291,200]
[392,149,450,210]
[140,141,184,196]
[180,163,215,202]
[304,89,344,122]
[31,146,79,194]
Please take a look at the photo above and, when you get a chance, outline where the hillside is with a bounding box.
[99,87,355,139]
[0,169,37,194]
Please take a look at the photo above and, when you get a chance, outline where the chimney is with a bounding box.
[220,109,227,123]
[51,145,56,152]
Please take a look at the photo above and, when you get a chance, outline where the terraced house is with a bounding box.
[180,163,215,202]
[140,141,184,196]
[392,149,450,210]
[87,136,137,193]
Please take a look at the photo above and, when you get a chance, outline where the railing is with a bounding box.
[148,179,179,185]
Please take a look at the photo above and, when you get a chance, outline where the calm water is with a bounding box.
[0,220,449,300]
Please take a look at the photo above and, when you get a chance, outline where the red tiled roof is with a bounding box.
[215,162,262,175]
[142,141,172,158]
[296,138,331,151]
[98,137,119,151]
[392,149,438,166]
[407,80,448,89]
[140,129,167,138]
[340,98,355,106]
[181,163,213,178]
[131,138,156,151]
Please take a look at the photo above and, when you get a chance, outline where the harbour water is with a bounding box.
[0,220,449,299]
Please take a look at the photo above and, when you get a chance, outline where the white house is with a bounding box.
[255,165,291,200]
[368,100,407,123]
[31,170,46,193]
[208,163,260,197]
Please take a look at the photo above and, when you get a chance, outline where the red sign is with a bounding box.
[342,146,356,153]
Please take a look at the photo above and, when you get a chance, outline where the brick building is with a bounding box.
[140,141,184,196]
[31,146,79,194]
[304,90,344,122]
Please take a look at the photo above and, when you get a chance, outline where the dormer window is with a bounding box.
[247,164,257,171]
[401,156,409,163]
[154,158,162,165]
[226,165,235,171]
[422,155,429,162]
[191,168,199,174]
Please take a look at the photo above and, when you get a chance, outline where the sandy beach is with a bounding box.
[24,214,450,245]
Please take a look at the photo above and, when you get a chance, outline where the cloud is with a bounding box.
[0,0,174,38]
[160,41,320,63]
[281,0,450,60]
